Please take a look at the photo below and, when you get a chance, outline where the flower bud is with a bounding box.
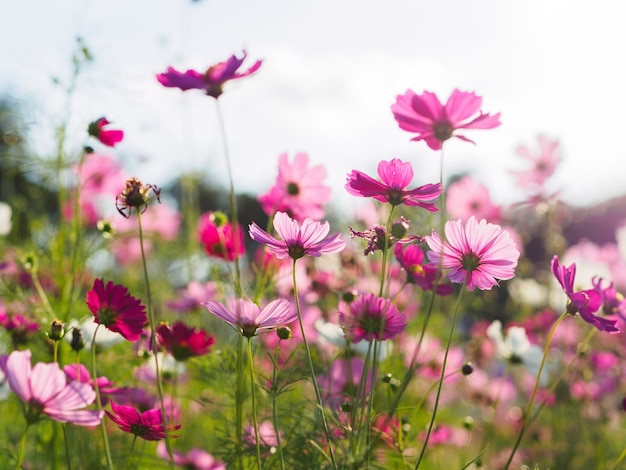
[276,326,292,340]
[48,320,65,341]
[69,327,85,352]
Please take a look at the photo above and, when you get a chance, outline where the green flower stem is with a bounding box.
[136,211,174,469]
[414,283,465,469]
[16,424,29,470]
[215,100,242,297]
[247,338,263,469]
[28,268,56,322]
[291,259,337,469]
[126,435,138,470]
[91,325,114,470]
[271,344,286,470]
[235,335,245,470]
[62,424,72,470]
[503,311,569,470]
[611,447,626,470]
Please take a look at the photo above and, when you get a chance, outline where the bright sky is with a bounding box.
[2,0,625,214]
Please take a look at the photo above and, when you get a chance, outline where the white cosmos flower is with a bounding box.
[0,202,12,236]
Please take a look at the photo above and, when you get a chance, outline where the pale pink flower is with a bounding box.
[446,175,501,223]
[203,298,296,338]
[0,349,103,426]
[345,158,441,210]
[249,211,345,260]
[426,216,520,291]
[512,134,561,191]
[392,89,501,150]
[259,152,331,221]
[156,442,226,470]
[78,153,126,195]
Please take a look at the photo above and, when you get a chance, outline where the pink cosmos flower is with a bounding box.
[0,310,40,347]
[166,281,218,313]
[78,153,126,195]
[156,50,262,99]
[339,293,407,343]
[446,175,501,223]
[345,158,441,210]
[0,349,103,426]
[512,135,561,191]
[394,243,453,295]
[203,298,296,338]
[391,89,501,150]
[63,364,126,406]
[197,211,245,261]
[426,216,520,291]
[551,256,619,332]
[156,321,215,361]
[106,400,181,441]
[258,152,331,221]
[87,117,124,147]
[156,442,226,470]
[249,211,345,260]
[86,279,148,341]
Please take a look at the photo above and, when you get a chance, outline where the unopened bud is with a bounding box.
[276,326,292,340]
[69,327,85,352]
[48,320,65,341]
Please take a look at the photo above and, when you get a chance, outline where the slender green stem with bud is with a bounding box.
[91,325,114,470]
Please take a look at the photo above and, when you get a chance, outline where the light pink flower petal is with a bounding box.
[3,349,33,402]
[29,362,66,405]
[45,381,96,411]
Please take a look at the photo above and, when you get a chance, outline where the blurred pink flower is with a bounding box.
[156,442,226,470]
[426,216,520,291]
[259,152,331,221]
[63,364,126,406]
[345,158,441,210]
[249,211,345,260]
[156,321,215,361]
[0,349,103,426]
[203,298,296,338]
[394,243,453,295]
[392,89,501,150]
[166,281,218,313]
[446,175,501,223]
[551,256,619,332]
[115,201,181,241]
[512,134,561,191]
[339,292,407,343]
[78,153,126,195]
[87,117,124,147]
[106,400,181,441]
[156,50,262,99]
[197,211,245,261]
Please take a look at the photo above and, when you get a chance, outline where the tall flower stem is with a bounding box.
[136,211,174,469]
[91,325,114,470]
[414,283,465,469]
[247,338,263,469]
[503,311,568,470]
[16,424,29,470]
[215,100,242,297]
[235,336,245,470]
[270,345,287,470]
[126,435,138,470]
[291,259,337,469]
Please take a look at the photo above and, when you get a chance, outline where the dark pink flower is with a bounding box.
[106,400,181,441]
[156,50,262,99]
[394,243,453,295]
[512,135,561,191]
[0,310,39,346]
[345,158,441,210]
[63,364,126,406]
[156,442,226,470]
[426,216,520,291]
[86,279,147,341]
[249,211,345,260]
[87,117,124,147]
[156,321,214,361]
[551,256,619,332]
[339,293,407,343]
[258,152,331,221]
[203,298,296,338]
[0,350,103,426]
[391,89,501,150]
[197,211,245,261]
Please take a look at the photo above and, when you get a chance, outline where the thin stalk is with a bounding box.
[611,448,626,470]
[16,424,29,470]
[91,325,114,470]
[414,283,465,469]
[270,344,286,470]
[247,339,263,469]
[62,423,72,470]
[236,335,245,470]
[291,259,337,469]
[136,211,174,469]
[215,100,242,297]
[503,311,568,470]
[126,435,138,470]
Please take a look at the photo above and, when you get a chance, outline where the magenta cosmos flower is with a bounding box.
[391,89,501,150]
[258,152,331,221]
[157,442,226,470]
[551,256,619,333]
[156,321,215,361]
[203,298,296,338]
[156,50,262,99]
[249,211,345,260]
[0,349,103,426]
[394,243,453,296]
[106,400,181,441]
[426,216,520,291]
[87,117,124,147]
[339,293,407,343]
[197,211,245,261]
[345,158,441,210]
[86,279,147,341]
